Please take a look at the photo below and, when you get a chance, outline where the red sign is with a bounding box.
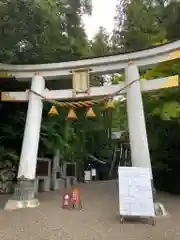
[71,189,82,210]
[62,191,71,209]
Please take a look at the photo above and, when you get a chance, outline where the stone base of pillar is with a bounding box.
[151,179,168,217]
[4,176,39,211]
[59,179,66,190]
[65,176,77,188]
[4,199,39,211]
[42,177,51,192]
[53,179,59,190]
[51,178,66,191]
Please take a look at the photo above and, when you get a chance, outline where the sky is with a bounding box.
[83,0,117,40]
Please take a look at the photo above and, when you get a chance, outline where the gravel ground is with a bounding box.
[0,180,180,240]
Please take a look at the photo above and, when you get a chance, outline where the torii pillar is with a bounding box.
[124,62,169,216]
[5,74,45,210]
[125,61,153,176]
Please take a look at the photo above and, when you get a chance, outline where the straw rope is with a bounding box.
[29,79,139,108]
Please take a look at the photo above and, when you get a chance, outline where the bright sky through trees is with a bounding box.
[83,0,117,39]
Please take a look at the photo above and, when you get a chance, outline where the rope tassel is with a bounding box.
[48,105,59,115]
[105,99,115,109]
[67,109,77,120]
[86,107,96,118]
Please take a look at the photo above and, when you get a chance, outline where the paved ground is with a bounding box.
[0,180,180,240]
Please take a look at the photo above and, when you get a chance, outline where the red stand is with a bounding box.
[62,191,72,209]
[71,188,82,210]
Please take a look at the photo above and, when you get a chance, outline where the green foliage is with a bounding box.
[111,74,124,84]
[113,0,180,192]
[0,0,117,176]
[0,145,19,163]
[113,0,180,51]
[112,100,128,132]
[89,27,113,86]
[90,27,112,56]
[113,0,165,52]
[163,1,180,40]
[143,59,180,80]
[0,0,91,64]
[1,0,180,192]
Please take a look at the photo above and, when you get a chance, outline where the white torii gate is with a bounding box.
[1,40,180,210]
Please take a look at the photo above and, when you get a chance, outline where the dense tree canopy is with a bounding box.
[0,0,115,182]
[113,0,180,52]
[90,27,112,56]
[0,0,180,191]
[111,0,180,192]
[0,0,92,64]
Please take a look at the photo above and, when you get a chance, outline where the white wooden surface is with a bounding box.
[118,167,155,217]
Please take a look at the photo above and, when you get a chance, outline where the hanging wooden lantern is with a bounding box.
[86,107,96,118]
[67,109,77,120]
[105,99,115,109]
[48,105,59,116]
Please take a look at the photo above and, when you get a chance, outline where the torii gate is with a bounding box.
[1,40,180,210]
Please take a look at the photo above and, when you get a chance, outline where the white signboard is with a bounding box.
[118,167,155,217]
[84,170,91,181]
[91,169,96,176]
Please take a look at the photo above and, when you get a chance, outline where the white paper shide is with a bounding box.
[84,170,91,181]
[91,169,96,177]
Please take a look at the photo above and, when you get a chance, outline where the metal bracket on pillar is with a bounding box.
[1,92,16,101]
[128,61,136,65]
[71,68,90,97]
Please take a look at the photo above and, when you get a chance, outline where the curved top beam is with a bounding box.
[0,40,180,81]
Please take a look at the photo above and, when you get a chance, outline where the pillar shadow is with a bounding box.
[0,194,10,209]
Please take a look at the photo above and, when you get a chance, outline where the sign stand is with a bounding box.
[118,167,155,225]
[119,214,155,225]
